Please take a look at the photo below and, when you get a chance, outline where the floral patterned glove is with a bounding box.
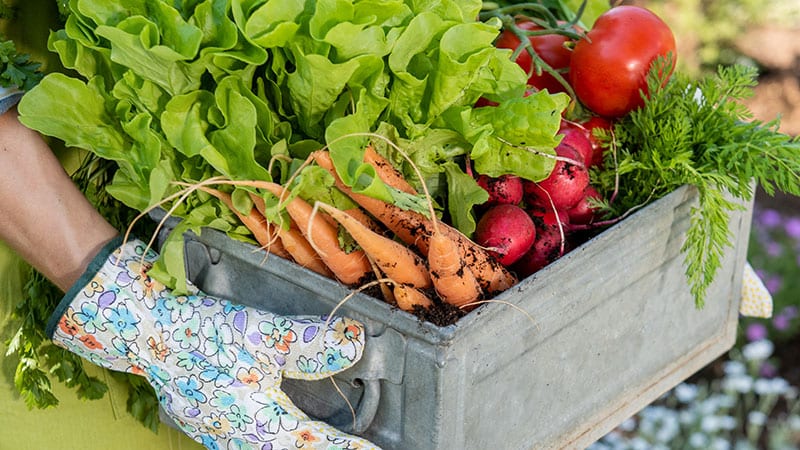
[46,237,380,450]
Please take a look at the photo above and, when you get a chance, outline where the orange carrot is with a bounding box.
[198,186,289,258]
[343,206,385,234]
[249,193,333,278]
[367,144,483,307]
[393,284,433,312]
[427,230,482,308]
[363,145,417,194]
[252,181,372,286]
[312,150,517,294]
[281,226,335,278]
[315,201,432,290]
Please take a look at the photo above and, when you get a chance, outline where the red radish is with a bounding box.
[557,126,593,166]
[567,185,603,225]
[561,117,613,168]
[523,145,590,210]
[513,209,569,277]
[582,116,613,168]
[512,225,563,278]
[477,174,524,206]
[474,204,536,266]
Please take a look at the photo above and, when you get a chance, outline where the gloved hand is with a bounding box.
[46,236,380,450]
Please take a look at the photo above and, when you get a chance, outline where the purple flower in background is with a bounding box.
[773,306,798,331]
[773,314,791,331]
[758,209,782,228]
[785,217,800,240]
[746,323,768,342]
[766,241,783,257]
[765,275,783,295]
[760,360,778,378]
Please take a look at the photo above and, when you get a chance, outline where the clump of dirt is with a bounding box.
[412,301,465,327]
[369,283,465,327]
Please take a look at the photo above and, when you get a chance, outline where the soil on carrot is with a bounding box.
[363,283,465,327]
[411,301,465,327]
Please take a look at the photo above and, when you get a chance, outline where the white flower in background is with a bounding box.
[689,432,709,448]
[715,393,737,409]
[675,383,699,403]
[748,410,768,426]
[742,339,774,361]
[717,415,737,430]
[754,376,790,395]
[784,385,799,400]
[701,415,726,433]
[618,418,636,432]
[679,409,697,425]
[630,437,650,450]
[711,437,731,450]
[753,378,771,395]
[698,397,721,415]
[788,415,800,430]
[639,406,669,436]
[641,405,669,421]
[638,416,656,436]
[654,413,680,443]
[601,431,623,444]
[723,360,747,376]
[722,374,754,393]
[697,393,736,415]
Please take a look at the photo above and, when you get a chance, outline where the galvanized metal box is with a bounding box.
[179,185,752,449]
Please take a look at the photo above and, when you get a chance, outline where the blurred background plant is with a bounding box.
[631,0,800,77]
[589,338,800,449]
[594,1,800,446]
[631,0,800,135]
[746,207,800,347]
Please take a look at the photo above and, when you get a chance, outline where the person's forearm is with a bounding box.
[0,106,119,292]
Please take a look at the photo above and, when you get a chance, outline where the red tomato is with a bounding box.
[495,21,574,94]
[569,6,676,118]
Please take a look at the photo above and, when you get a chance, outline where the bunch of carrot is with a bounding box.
[195,147,518,314]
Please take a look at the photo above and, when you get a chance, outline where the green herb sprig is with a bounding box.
[595,62,800,307]
[0,38,43,91]
[6,269,108,409]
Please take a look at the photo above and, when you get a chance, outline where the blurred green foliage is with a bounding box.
[742,205,800,344]
[638,0,800,77]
